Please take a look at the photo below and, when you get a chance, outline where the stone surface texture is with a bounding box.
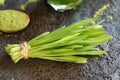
[0,0,120,80]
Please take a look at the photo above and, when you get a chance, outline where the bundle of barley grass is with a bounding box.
[5,17,112,63]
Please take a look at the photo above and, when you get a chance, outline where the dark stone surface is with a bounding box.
[0,0,120,80]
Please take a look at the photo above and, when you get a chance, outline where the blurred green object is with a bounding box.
[48,0,83,12]
[0,0,5,5]
[20,0,38,10]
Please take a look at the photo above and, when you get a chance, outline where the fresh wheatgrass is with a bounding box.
[5,4,112,64]
[5,18,112,63]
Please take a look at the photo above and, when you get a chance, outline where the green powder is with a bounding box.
[0,10,30,33]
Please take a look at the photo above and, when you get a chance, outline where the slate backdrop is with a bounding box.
[0,0,120,80]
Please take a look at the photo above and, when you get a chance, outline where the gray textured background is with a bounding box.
[0,0,120,80]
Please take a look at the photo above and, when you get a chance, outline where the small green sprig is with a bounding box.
[94,4,110,18]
